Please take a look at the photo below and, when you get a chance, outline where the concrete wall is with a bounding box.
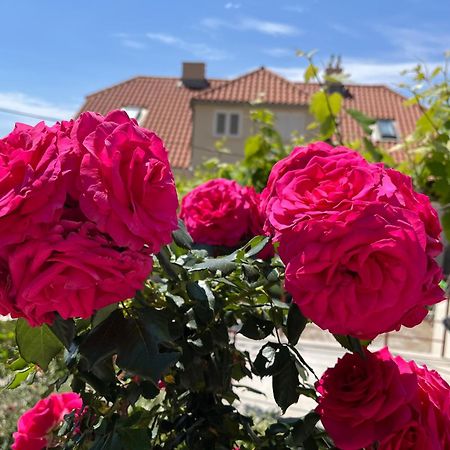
[191,102,312,169]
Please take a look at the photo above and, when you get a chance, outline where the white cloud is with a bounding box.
[0,92,76,137]
[375,26,450,60]
[121,39,146,49]
[263,47,293,58]
[271,59,441,85]
[146,32,230,60]
[113,33,146,50]
[225,2,241,9]
[202,17,299,36]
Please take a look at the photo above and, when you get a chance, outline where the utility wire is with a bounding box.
[0,106,63,122]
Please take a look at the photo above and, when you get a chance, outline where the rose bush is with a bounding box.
[1,113,448,450]
[12,392,82,450]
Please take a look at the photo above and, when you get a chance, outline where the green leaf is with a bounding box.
[49,315,75,349]
[272,355,300,413]
[116,309,180,382]
[4,365,34,390]
[79,309,125,369]
[242,235,270,258]
[253,343,283,377]
[117,428,149,450]
[191,257,237,275]
[172,219,194,250]
[244,135,264,159]
[286,303,307,345]
[304,65,318,83]
[441,210,450,241]
[239,315,274,340]
[309,91,330,123]
[16,319,64,370]
[346,108,376,135]
[334,334,369,355]
[292,412,321,445]
[328,92,343,116]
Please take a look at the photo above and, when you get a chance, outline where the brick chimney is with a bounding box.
[181,62,209,89]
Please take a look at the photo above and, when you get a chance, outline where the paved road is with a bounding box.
[234,336,450,418]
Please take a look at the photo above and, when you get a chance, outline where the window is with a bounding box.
[214,112,241,137]
[122,106,148,125]
[374,119,398,140]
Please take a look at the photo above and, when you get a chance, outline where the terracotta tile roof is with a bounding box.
[78,76,225,169]
[193,67,309,105]
[77,69,422,169]
[296,82,422,162]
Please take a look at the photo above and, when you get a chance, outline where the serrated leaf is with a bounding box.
[16,319,64,370]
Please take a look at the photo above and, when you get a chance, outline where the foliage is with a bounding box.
[393,54,450,238]
[3,229,338,449]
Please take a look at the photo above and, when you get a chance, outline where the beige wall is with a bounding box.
[191,102,312,169]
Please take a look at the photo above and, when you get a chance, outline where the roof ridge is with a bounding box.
[193,66,305,101]
[86,75,226,98]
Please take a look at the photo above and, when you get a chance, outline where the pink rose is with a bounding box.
[74,111,178,252]
[261,142,369,239]
[12,392,82,450]
[7,221,152,326]
[0,121,67,246]
[377,422,437,449]
[261,142,442,257]
[282,202,443,339]
[180,179,258,247]
[316,348,418,450]
[376,357,450,449]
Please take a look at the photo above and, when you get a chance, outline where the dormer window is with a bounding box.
[374,119,398,141]
[122,106,148,125]
[214,111,241,137]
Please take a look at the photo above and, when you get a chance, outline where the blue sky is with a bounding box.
[0,0,449,136]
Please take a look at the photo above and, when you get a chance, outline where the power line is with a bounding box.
[0,106,62,122]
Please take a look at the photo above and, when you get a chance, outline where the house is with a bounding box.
[78,62,422,174]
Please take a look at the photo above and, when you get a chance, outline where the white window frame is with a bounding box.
[371,119,398,141]
[122,106,149,125]
[213,111,242,138]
